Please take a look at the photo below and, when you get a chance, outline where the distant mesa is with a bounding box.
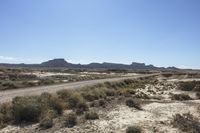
[0,58,178,70]
[41,58,70,67]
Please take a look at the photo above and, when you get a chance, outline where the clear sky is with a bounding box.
[0,0,200,69]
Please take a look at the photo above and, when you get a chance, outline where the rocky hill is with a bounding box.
[0,58,178,70]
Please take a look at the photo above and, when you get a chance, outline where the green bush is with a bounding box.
[65,113,77,128]
[126,126,142,133]
[12,96,42,123]
[126,99,142,110]
[85,111,99,120]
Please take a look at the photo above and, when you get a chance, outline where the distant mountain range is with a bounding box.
[0,58,178,70]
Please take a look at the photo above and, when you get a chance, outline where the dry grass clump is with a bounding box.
[171,94,193,101]
[172,113,200,133]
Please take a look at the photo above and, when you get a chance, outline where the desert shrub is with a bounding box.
[64,113,77,128]
[193,84,200,91]
[12,96,42,123]
[39,78,55,85]
[0,103,12,123]
[172,113,200,133]
[92,89,106,99]
[85,111,99,120]
[104,81,126,89]
[196,92,200,99]
[98,99,106,107]
[135,92,149,99]
[126,126,142,133]
[40,93,65,115]
[81,91,97,101]
[104,82,113,88]
[89,101,99,108]
[17,74,37,80]
[75,102,89,115]
[57,89,72,100]
[0,113,6,129]
[124,79,135,85]
[0,103,12,128]
[2,82,18,90]
[178,81,197,91]
[39,110,55,129]
[162,73,173,78]
[113,81,127,89]
[126,89,136,95]
[171,94,192,101]
[118,88,136,97]
[67,92,84,109]
[126,98,142,110]
[81,88,106,102]
[104,89,116,96]
[22,81,37,87]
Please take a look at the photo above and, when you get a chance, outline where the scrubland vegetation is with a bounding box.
[0,68,137,91]
[1,72,200,133]
[0,77,155,130]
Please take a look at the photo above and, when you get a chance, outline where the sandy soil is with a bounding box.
[25,72,75,78]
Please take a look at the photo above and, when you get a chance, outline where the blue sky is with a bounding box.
[0,0,200,69]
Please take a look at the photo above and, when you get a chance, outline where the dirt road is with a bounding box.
[0,74,156,103]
